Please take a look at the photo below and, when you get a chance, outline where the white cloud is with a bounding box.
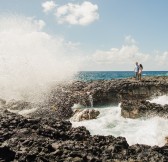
[80,36,168,71]
[155,51,168,66]
[92,45,149,65]
[33,19,46,30]
[42,1,56,13]
[55,1,99,25]
[125,35,137,45]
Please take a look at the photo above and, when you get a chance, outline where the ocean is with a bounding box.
[75,71,168,81]
[71,72,168,147]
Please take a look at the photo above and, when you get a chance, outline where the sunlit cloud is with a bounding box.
[32,19,46,30]
[42,1,57,13]
[55,1,99,26]
[92,45,148,65]
[125,35,137,45]
[80,36,168,71]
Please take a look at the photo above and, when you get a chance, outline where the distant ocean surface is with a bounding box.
[75,71,168,81]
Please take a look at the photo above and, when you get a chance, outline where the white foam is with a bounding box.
[7,107,37,116]
[71,105,168,146]
[149,95,168,105]
[18,108,37,116]
[72,103,84,109]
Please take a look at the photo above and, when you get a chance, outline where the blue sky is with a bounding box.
[0,0,168,70]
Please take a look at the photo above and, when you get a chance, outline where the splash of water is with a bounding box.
[0,15,79,102]
[8,108,37,116]
[149,95,168,105]
[71,100,168,146]
[89,94,93,107]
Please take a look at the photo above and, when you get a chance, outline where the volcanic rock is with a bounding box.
[121,99,168,119]
[1,76,168,120]
[1,110,168,161]
[71,109,100,121]
[0,76,168,161]
[42,76,168,119]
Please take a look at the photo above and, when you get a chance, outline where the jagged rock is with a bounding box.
[1,110,168,161]
[2,76,167,119]
[0,76,168,161]
[71,109,100,121]
[43,76,168,119]
[121,100,168,119]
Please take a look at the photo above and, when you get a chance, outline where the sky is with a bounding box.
[0,0,168,71]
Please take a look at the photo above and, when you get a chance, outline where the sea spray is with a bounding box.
[149,95,168,105]
[89,94,93,107]
[71,98,168,146]
[8,107,37,117]
[0,15,79,102]
[86,91,93,107]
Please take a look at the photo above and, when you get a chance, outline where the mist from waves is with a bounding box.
[0,15,79,102]
[149,95,168,105]
[71,96,168,146]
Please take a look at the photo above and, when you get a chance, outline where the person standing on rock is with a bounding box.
[138,64,143,81]
[134,62,139,80]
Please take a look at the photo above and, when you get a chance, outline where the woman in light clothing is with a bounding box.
[138,64,143,81]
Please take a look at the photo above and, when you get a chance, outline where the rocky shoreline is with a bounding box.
[1,76,168,161]
[45,76,168,119]
[1,110,168,162]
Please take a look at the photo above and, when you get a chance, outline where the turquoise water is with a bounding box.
[75,71,168,81]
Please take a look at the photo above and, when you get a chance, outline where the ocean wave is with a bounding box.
[71,104,168,146]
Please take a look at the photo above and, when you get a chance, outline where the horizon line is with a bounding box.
[78,70,168,72]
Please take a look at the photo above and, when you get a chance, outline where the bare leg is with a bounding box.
[136,72,138,80]
[139,73,142,81]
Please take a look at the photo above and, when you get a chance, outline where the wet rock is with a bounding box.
[1,111,168,161]
[67,157,83,162]
[1,77,168,161]
[71,109,100,121]
[121,100,168,119]
[3,76,167,120]
[43,76,168,119]
[0,146,16,161]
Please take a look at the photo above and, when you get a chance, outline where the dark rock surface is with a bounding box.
[1,76,168,119]
[71,109,100,121]
[1,76,168,161]
[0,76,167,121]
[44,76,168,119]
[1,110,168,162]
[121,100,168,119]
